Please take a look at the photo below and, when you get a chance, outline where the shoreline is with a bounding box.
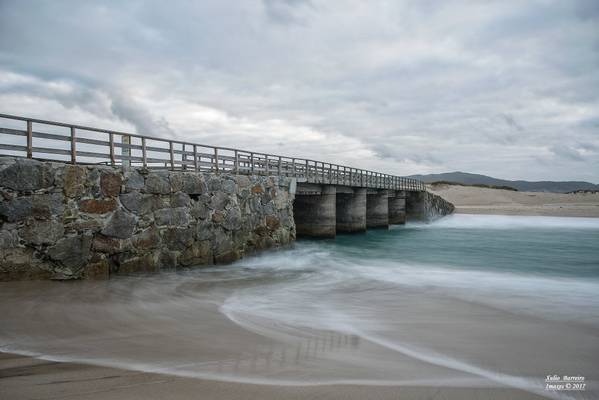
[452,208,599,218]
[0,352,547,400]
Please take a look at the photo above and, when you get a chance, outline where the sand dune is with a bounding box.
[429,184,599,217]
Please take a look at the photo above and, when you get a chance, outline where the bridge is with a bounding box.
[0,113,439,240]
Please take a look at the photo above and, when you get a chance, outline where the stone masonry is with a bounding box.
[0,158,296,280]
[405,191,455,221]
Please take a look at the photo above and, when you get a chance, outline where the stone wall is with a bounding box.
[406,191,454,221]
[0,157,295,280]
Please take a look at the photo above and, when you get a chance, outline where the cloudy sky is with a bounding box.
[1,0,598,182]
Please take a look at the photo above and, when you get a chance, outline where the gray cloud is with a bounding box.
[550,145,585,162]
[0,0,598,182]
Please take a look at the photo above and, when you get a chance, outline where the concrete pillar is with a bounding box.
[366,190,389,228]
[405,191,425,221]
[294,186,336,238]
[388,190,406,225]
[336,188,367,233]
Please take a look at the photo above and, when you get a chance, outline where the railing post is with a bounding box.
[265,154,269,175]
[278,156,282,176]
[305,160,309,180]
[121,135,132,168]
[109,133,115,166]
[235,150,239,174]
[182,144,187,170]
[250,152,254,174]
[26,120,32,158]
[214,147,219,173]
[169,141,175,170]
[193,145,198,171]
[292,157,296,176]
[70,127,76,164]
[141,137,147,168]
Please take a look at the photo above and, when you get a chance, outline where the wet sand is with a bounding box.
[0,352,547,400]
[429,183,599,217]
[1,273,596,400]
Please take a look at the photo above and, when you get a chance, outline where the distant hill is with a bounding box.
[407,172,599,193]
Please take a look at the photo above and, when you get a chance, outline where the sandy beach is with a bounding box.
[429,183,599,217]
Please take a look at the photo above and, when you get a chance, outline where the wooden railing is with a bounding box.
[0,113,425,191]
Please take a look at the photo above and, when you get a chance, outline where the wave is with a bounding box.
[412,214,599,230]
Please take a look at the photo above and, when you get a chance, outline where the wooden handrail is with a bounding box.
[0,113,425,191]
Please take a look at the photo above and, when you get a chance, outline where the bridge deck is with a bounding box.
[0,113,424,192]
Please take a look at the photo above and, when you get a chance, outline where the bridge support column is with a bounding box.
[366,190,388,228]
[336,188,367,233]
[405,191,425,221]
[294,186,336,238]
[388,190,406,225]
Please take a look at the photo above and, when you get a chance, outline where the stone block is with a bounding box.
[209,192,230,211]
[161,227,194,251]
[0,196,32,222]
[154,207,190,227]
[131,227,161,250]
[48,235,92,270]
[116,252,159,274]
[85,254,110,280]
[235,175,251,188]
[181,174,206,194]
[101,209,137,239]
[92,234,130,254]
[214,250,241,264]
[180,240,212,266]
[251,184,264,194]
[171,191,191,207]
[124,169,145,191]
[79,198,117,214]
[19,219,64,245]
[222,179,236,194]
[31,193,65,219]
[62,165,87,197]
[120,192,167,214]
[0,229,18,249]
[145,172,170,194]
[0,248,52,281]
[222,208,242,231]
[265,215,280,231]
[190,201,210,220]
[0,158,54,191]
[196,219,213,241]
[100,171,122,197]
[169,172,183,192]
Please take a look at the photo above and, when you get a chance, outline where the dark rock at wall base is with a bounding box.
[84,254,110,280]
[48,235,92,278]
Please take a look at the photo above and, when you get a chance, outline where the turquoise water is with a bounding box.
[327,214,599,278]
